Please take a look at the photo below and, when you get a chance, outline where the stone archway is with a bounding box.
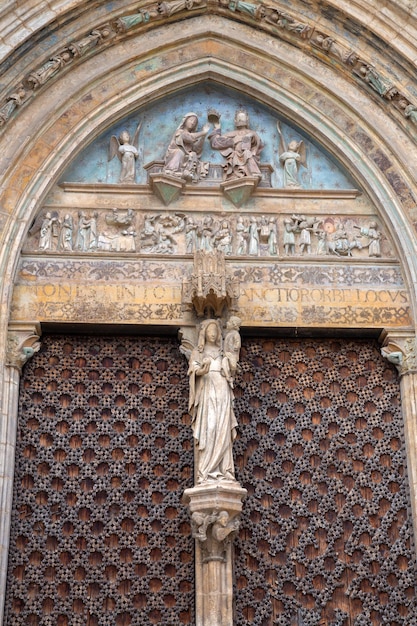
[2,4,417,625]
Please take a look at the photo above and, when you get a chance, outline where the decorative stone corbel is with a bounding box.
[6,322,42,372]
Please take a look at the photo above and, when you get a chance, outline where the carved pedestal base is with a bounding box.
[220,176,260,207]
[183,481,247,626]
[149,172,186,205]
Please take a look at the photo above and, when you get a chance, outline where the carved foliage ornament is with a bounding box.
[0,0,416,134]
[381,335,417,376]
[6,329,41,371]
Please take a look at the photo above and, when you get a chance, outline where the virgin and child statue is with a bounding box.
[187,318,241,484]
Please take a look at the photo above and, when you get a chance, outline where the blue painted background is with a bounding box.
[61,83,356,189]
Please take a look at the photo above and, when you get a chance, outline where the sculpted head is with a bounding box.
[197,319,222,351]
[234,109,249,128]
[217,511,229,526]
[205,321,220,344]
[227,316,241,331]
[182,113,198,131]
[119,130,130,144]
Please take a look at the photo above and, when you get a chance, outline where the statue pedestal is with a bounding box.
[183,481,247,626]
[220,176,260,207]
[148,171,185,205]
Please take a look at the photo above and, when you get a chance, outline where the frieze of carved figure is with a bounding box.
[283,216,297,256]
[76,211,98,252]
[263,8,311,38]
[26,51,72,89]
[311,31,358,66]
[38,211,60,251]
[325,223,362,257]
[161,212,186,234]
[209,109,264,181]
[268,217,279,255]
[235,216,248,255]
[25,209,390,259]
[277,122,307,188]
[356,64,398,100]
[98,228,137,252]
[0,84,27,126]
[163,112,210,182]
[353,221,381,257]
[185,216,198,253]
[58,214,73,251]
[140,213,180,253]
[68,26,112,57]
[257,214,279,255]
[218,0,266,20]
[109,123,141,184]
[294,214,321,255]
[112,5,161,32]
[248,216,260,256]
[397,99,417,126]
[3,0,417,143]
[187,318,239,483]
[105,208,134,227]
[159,0,205,17]
[213,220,233,255]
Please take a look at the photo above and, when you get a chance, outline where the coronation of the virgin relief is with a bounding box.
[2,1,417,626]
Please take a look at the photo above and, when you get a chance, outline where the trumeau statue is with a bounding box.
[209,108,264,180]
[187,318,241,484]
[163,112,210,182]
[109,122,141,184]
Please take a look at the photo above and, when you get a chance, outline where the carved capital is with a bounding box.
[380,329,417,376]
[6,322,42,372]
[183,481,246,552]
[191,509,240,562]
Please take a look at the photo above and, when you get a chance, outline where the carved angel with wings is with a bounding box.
[108,122,141,184]
[277,121,307,188]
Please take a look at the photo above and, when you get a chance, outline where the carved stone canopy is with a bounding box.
[182,250,240,317]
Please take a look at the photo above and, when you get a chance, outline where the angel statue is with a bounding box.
[277,121,307,188]
[108,122,142,184]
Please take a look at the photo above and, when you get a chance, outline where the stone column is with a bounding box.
[380,329,417,548]
[183,482,246,626]
[0,322,41,626]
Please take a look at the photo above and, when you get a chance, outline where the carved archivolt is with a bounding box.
[1,0,416,134]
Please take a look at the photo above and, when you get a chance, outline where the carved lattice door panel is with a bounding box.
[5,335,194,626]
[5,335,417,625]
[233,338,417,625]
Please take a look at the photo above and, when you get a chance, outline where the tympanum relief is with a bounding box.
[61,85,355,192]
[25,209,392,259]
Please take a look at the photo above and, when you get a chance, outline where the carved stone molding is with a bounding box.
[1,1,417,137]
[6,322,42,372]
